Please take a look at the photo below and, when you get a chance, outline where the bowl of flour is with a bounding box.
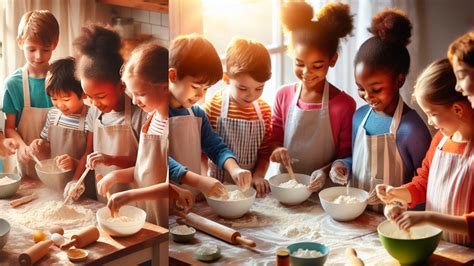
[0,173,21,198]
[269,173,311,205]
[319,186,368,221]
[96,205,146,237]
[287,242,329,266]
[35,159,73,190]
[206,185,256,219]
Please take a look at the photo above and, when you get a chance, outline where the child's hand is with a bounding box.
[270,147,292,167]
[18,145,32,164]
[87,152,112,169]
[230,168,252,191]
[252,176,270,198]
[96,172,117,197]
[29,139,46,155]
[170,184,193,212]
[198,176,227,198]
[55,154,76,171]
[309,169,326,192]
[107,190,131,214]
[376,184,394,203]
[329,161,348,185]
[366,188,383,205]
[384,201,407,222]
[395,211,429,231]
[63,180,85,201]
[0,138,19,157]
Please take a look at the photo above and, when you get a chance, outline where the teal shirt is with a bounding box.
[2,68,53,127]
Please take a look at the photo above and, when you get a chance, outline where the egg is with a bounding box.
[50,233,65,246]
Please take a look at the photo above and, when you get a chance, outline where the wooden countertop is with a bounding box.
[0,177,168,265]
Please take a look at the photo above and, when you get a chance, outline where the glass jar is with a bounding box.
[112,17,135,39]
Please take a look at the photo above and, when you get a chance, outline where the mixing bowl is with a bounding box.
[0,173,21,198]
[269,173,311,205]
[35,159,73,190]
[96,205,146,237]
[205,185,256,219]
[319,186,368,221]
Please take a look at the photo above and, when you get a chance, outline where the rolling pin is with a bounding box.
[10,193,38,208]
[60,226,100,250]
[345,248,364,266]
[177,211,256,248]
[19,239,54,266]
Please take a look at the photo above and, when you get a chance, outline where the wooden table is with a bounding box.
[169,195,474,265]
[0,177,169,266]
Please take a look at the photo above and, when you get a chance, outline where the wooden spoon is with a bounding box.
[285,163,297,181]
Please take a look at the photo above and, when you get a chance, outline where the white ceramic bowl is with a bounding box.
[35,159,73,190]
[0,173,21,198]
[319,186,368,221]
[0,218,10,249]
[269,173,312,205]
[96,205,146,237]
[205,185,256,219]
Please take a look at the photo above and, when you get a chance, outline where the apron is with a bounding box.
[280,81,336,177]
[17,65,50,179]
[93,97,139,203]
[134,113,169,227]
[426,137,474,246]
[352,97,405,212]
[168,108,202,199]
[209,89,266,183]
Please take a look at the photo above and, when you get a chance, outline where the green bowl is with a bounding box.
[0,173,21,198]
[287,242,329,266]
[170,226,196,243]
[378,220,442,265]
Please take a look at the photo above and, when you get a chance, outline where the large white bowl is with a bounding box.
[35,159,73,190]
[319,186,368,221]
[0,219,10,249]
[96,205,146,237]
[205,185,256,219]
[0,173,21,198]
[269,173,312,205]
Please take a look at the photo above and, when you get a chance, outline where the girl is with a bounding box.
[66,24,146,202]
[330,9,431,211]
[271,2,355,192]
[448,30,474,107]
[377,59,474,247]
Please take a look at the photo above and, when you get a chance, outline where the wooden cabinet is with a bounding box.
[97,0,168,13]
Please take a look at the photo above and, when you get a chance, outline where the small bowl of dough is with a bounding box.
[205,185,256,219]
[319,186,368,221]
[35,159,73,190]
[194,243,221,262]
[0,219,11,249]
[96,205,146,237]
[170,225,196,243]
[67,248,88,263]
[287,242,329,266]
[0,173,21,198]
[269,173,311,205]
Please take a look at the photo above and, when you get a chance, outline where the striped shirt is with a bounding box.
[40,108,90,140]
[146,112,168,135]
[202,90,272,157]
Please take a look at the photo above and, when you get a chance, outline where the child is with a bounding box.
[67,24,147,202]
[202,37,272,198]
[3,10,59,179]
[377,59,474,247]
[448,30,474,107]
[271,2,355,192]
[168,34,252,199]
[330,9,431,211]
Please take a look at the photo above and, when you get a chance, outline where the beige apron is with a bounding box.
[352,97,405,212]
[426,137,474,246]
[209,89,265,183]
[17,65,50,179]
[281,81,336,177]
[134,113,169,227]
[93,97,139,203]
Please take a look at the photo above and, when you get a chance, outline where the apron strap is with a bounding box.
[293,80,329,109]
[21,65,31,108]
[53,111,61,126]
[186,108,195,117]
[124,96,132,127]
[389,96,404,136]
[221,88,264,121]
[78,105,88,130]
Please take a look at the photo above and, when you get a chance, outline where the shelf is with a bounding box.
[97,0,168,13]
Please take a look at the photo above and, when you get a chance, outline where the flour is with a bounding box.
[280,224,320,239]
[210,190,247,201]
[278,179,306,189]
[196,244,218,255]
[387,229,425,240]
[0,176,17,185]
[332,195,361,204]
[171,225,194,235]
[38,161,67,173]
[292,248,323,258]
[106,215,136,223]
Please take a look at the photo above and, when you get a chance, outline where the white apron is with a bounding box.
[17,65,50,179]
[281,81,336,177]
[134,113,169,227]
[93,97,139,203]
[352,97,405,212]
[209,89,266,183]
[426,137,474,246]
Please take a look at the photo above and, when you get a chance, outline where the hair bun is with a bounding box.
[281,2,313,31]
[75,25,121,58]
[317,2,353,39]
[370,8,412,46]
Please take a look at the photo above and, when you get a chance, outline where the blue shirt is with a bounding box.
[168,105,236,183]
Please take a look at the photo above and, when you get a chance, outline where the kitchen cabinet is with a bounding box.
[97,0,168,13]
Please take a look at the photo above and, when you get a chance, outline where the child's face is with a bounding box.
[19,39,56,71]
[225,73,265,108]
[50,91,84,116]
[81,78,123,113]
[452,56,474,108]
[416,95,460,136]
[355,63,402,114]
[293,44,336,89]
[169,69,210,108]
[123,76,168,113]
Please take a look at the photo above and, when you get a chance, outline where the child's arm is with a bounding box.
[0,133,19,157]
[72,132,93,180]
[169,183,193,212]
[223,158,252,191]
[87,152,137,169]
[5,114,30,162]
[107,183,167,214]
[252,157,270,197]
[396,211,470,236]
[96,167,135,197]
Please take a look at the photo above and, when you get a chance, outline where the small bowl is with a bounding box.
[319,186,368,221]
[194,244,221,262]
[269,173,312,205]
[96,205,146,237]
[287,242,329,266]
[205,185,256,219]
[0,219,11,249]
[0,173,21,198]
[170,225,196,243]
[35,159,73,190]
[378,220,442,265]
[67,248,88,262]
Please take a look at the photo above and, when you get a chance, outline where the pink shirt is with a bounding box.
[146,113,168,136]
[271,83,356,159]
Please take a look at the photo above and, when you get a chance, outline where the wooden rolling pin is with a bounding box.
[60,226,100,250]
[177,211,256,248]
[19,239,54,266]
[346,248,364,266]
[10,193,38,208]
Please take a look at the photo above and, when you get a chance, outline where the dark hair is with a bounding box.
[414,58,468,106]
[73,24,123,84]
[354,8,412,78]
[122,43,168,85]
[169,34,222,85]
[281,1,353,57]
[225,37,271,82]
[46,57,83,98]
[448,30,474,67]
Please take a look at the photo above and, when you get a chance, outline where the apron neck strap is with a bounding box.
[22,65,31,108]
[389,96,404,135]
[124,96,132,126]
[78,105,88,130]
[53,110,61,125]
[187,108,195,117]
[221,88,263,120]
[294,80,329,108]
